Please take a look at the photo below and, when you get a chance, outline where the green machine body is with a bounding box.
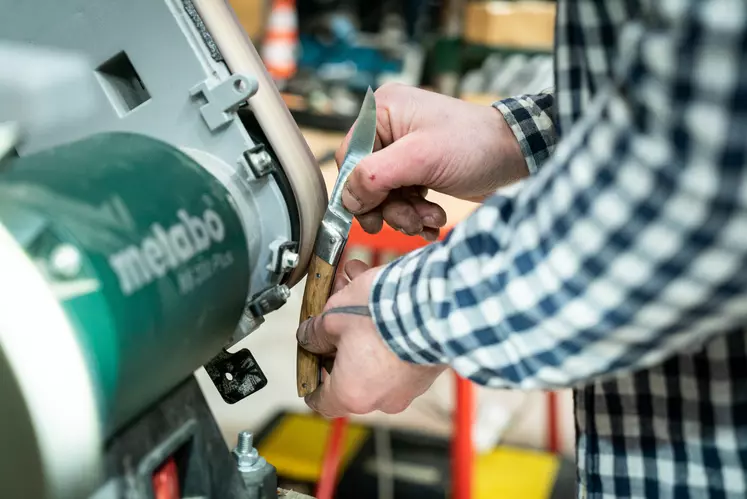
[0,133,252,436]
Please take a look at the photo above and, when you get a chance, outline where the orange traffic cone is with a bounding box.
[261,0,298,83]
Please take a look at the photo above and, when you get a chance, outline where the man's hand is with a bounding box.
[296,260,446,418]
[337,83,526,240]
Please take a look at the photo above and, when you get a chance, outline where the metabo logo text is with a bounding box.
[109,208,225,295]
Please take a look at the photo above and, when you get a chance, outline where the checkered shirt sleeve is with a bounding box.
[493,91,557,174]
[369,2,747,389]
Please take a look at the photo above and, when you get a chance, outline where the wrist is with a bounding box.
[493,95,557,175]
[490,105,531,179]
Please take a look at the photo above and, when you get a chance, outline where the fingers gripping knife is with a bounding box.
[297,88,377,397]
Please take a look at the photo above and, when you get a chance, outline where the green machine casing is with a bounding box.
[0,133,251,436]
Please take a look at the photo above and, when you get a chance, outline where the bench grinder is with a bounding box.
[0,1,327,498]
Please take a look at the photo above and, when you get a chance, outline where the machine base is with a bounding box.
[92,376,270,499]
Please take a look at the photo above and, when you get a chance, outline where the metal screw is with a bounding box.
[238,431,253,453]
[49,244,82,278]
[280,249,299,271]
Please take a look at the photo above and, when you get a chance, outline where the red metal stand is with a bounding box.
[546,391,560,454]
[315,417,348,499]
[452,374,476,499]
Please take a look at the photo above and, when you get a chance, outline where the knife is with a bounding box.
[297,88,377,397]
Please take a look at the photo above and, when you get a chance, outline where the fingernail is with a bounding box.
[403,223,424,236]
[422,215,445,228]
[422,231,438,242]
[297,319,312,345]
[342,183,363,213]
[304,394,317,413]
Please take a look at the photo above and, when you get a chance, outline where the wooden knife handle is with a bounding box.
[297,254,336,397]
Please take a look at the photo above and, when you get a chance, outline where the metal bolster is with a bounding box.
[314,212,349,266]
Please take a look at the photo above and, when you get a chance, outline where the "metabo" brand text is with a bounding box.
[109,208,226,295]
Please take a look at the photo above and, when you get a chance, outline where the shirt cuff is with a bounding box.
[493,93,557,174]
[369,243,448,365]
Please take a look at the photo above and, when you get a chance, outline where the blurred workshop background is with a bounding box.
[196,1,573,498]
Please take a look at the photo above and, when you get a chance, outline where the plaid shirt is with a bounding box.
[370,1,747,497]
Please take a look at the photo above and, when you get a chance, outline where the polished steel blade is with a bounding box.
[327,87,377,225]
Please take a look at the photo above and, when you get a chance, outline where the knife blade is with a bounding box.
[297,88,377,397]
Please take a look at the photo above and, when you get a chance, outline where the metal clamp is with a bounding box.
[190,73,258,131]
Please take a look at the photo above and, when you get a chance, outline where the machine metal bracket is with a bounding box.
[190,73,258,131]
[224,284,291,348]
[225,310,265,348]
[247,285,291,317]
[204,349,268,404]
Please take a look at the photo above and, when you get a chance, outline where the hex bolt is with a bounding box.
[233,430,260,473]
[49,244,82,278]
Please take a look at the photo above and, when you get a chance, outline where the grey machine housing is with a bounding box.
[0,2,326,498]
[0,0,314,330]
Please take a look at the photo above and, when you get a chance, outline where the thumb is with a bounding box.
[341,134,431,215]
[332,259,371,294]
[305,375,348,418]
[296,314,337,355]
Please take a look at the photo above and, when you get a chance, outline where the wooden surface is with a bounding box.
[463,1,555,51]
[297,254,336,396]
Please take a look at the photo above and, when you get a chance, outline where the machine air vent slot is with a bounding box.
[96,51,151,116]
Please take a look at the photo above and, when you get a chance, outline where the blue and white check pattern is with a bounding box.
[370,0,747,497]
